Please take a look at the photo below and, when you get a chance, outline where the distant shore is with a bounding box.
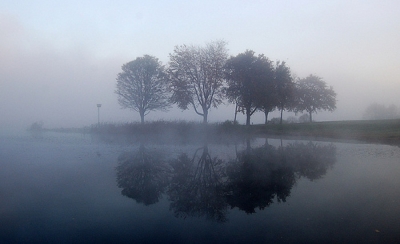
[252,119,400,145]
[38,119,400,146]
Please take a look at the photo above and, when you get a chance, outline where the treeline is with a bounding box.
[115,40,337,125]
[363,103,400,120]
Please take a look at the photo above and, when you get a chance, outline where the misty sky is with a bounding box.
[1,0,400,130]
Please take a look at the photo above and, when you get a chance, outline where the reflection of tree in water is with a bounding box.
[115,145,169,205]
[287,142,336,181]
[225,140,336,214]
[115,140,336,221]
[225,142,296,214]
[168,146,228,222]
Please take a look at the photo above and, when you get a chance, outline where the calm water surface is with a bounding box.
[1,132,399,243]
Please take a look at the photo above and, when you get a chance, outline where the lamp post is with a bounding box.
[97,104,101,126]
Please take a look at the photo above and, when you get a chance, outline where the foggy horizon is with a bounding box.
[1,1,400,130]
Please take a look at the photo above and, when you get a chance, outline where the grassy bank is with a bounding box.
[40,119,400,145]
[252,119,400,145]
[88,120,246,144]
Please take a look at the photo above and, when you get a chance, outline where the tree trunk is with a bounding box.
[309,111,312,123]
[203,108,208,124]
[140,111,145,124]
[234,103,238,124]
[246,109,251,126]
[280,109,283,124]
[264,111,269,124]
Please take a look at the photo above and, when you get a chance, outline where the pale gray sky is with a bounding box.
[1,0,400,129]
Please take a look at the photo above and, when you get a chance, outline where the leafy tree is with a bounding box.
[168,40,228,123]
[275,61,295,124]
[257,62,276,124]
[294,74,336,122]
[115,55,170,124]
[224,50,274,126]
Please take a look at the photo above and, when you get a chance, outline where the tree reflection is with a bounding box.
[225,141,296,213]
[115,144,169,205]
[114,140,337,221]
[287,142,336,181]
[225,140,336,214]
[167,145,228,222]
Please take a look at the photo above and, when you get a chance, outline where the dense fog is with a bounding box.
[1,0,400,130]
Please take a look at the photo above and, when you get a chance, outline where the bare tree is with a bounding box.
[168,40,228,123]
[115,55,170,124]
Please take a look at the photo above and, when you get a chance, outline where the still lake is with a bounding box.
[1,132,400,243]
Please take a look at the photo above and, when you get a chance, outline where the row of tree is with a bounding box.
[116,141,337,221]
[115,40,337,125]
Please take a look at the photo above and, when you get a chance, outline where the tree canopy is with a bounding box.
[113,42,339,125]
[115,55,170,124]
[274,61,295,124]
[224,50,274,126]
[168,40,228,123]
[294,74,336,122]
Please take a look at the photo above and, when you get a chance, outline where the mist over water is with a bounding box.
[1,1,400,242]
[1,131,400,243]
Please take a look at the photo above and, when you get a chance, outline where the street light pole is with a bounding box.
[97,104,101,126]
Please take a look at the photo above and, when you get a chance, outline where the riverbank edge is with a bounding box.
[39,119,400,146]
[251,119,400,146]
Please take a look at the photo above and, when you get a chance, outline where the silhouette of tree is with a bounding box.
[275,61,295,124]
[293,74,336,122]
[168,40,228,123]
[115,55,170,124]
[115,145,170,205]
[224,50,274,126]
[168,145,228,222]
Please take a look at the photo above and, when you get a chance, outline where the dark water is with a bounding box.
[1,132,400,243]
